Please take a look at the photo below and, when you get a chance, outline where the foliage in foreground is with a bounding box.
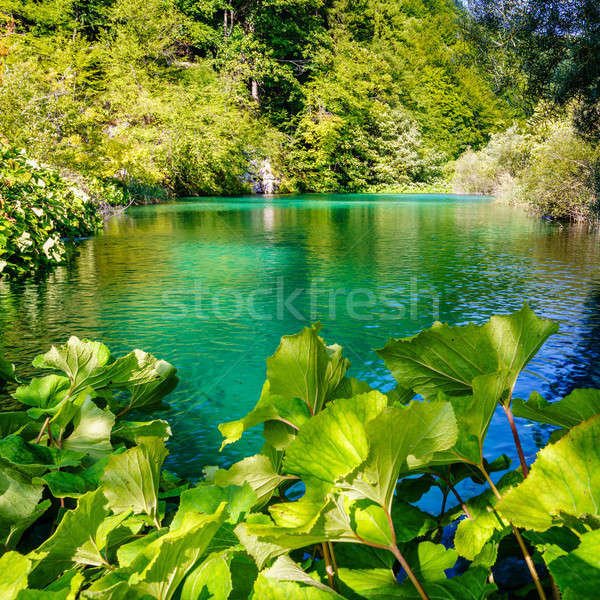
[1,305,600,598]
[0,144,127,278]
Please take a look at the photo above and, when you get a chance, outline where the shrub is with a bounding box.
[0,145,124,277]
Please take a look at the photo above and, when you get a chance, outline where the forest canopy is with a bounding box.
[0,0,513,196]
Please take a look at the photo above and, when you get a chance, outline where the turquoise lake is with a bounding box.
[1,194,600,501]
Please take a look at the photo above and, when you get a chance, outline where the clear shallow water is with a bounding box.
[1,193,600,497]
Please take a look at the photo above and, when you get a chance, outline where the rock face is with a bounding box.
[246,159,279,194]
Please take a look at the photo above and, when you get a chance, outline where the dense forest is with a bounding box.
[1,0,600,277]
[0,0,514,199]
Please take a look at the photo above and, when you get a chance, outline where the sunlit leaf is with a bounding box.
[102,438,168,524]
[266,323,350,415]
[513,388,600,429]
[32,337,111,395]
[62,397,114,460]
[0,551,31,600]
[180,552,232,600]
[214,454,289,508]
[30,490,129,586]
[112,419,172,443]
[171,483,256,529]
[253,574,342,599]
[127,508,227,600]
[0,458,44,547]
[219,381,311,450]
[376,304,558,400]
[546,529,600,599]
[498,414,600,531]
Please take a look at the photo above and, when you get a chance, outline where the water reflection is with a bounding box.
[1,194,599,479]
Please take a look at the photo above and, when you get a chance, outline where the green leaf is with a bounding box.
[498,415,600,531]
[343,400,457,509]
[30,490,129,586]
[62,397,115,460]
[513,388,600,429]
[266,323,350,415]
[0,552,31,600]
[431,371,512,466]
[376,304,558,400]
[0,435,84,476]
[284,392,388,484]
[214,454,288,508]
[32,337,111,395]
[13,375,70,411]
[38,453,113,498]
[112,419,172,443]
[351,502,395,547]
[171,483,257,529]
[263,555,338,593]
[546,529,600,599]
[337,566,496,599]
[234,513,289,569]
[253,574,342,599]
[454,470,523,560]
[101,438,168,524]
[127,508,227,600]
[180,552,232,600]
[403,542,458,582]
[0,458,44,546]
[218,381,311,450]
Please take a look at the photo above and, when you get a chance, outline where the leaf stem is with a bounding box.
[384,507,430,600]
[389,544,430,600]
[35,417,50,444]
[321,542,336,591]
[502,403,530,477]
[479,466,547,600]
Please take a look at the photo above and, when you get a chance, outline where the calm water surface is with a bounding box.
[1,194,600,501]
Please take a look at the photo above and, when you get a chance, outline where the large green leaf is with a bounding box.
[342,400,457,509]
[127,508,227,600]
[263,555,338,593]
[0,552,31,600]
[513,388,600,429]
[266,323,350,415]
[102,438,168,524]
[0,458,45,546]
[214,454,288,508]
[38,451,113,498]
[253,574,342,599]
[498,414,600,531]
[454,470,522,560]
[32,337,111,395]
[112,419,172,443]
[336,566,496,599]
[429,372,512,467]
[30,490,130,586]
[402,542,458,582]
[171,483,256,529]
[180,552,232,600]
[33,338,177,404]
[13,375,70,412]
[546,529,600,599]
[376,304,558,399]
[284,392,388,485]
[62,397,114,460]
[219,381,311,450]
[0,435,84,476]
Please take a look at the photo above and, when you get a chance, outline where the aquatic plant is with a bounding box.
[0,305,598,598]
